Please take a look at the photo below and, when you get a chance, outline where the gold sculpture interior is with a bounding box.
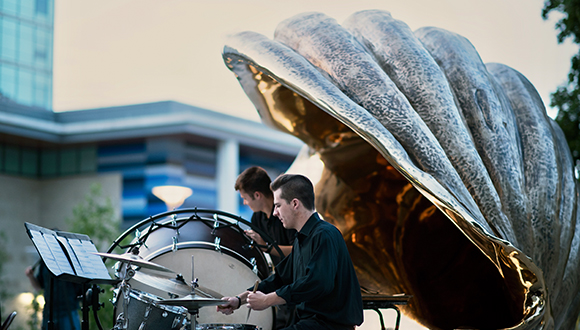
[222,10,578,330]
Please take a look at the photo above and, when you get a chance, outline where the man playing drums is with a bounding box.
[220,174,364,330]
[235,166,296,265]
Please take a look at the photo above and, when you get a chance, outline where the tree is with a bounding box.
[542,0,580,168]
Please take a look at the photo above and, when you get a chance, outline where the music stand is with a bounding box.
[25,222,119,330]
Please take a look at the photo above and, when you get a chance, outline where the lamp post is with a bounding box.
[152,185,193,210]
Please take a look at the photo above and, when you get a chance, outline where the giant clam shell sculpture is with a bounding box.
[222,10,580,330]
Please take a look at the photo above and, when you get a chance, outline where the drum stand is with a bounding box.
[113,262,136,330]
[156,256,224,330]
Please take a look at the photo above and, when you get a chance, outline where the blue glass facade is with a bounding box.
[0,0,53,109]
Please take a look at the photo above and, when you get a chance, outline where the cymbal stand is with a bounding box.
[113,261,136,330]
[189,255,199,330]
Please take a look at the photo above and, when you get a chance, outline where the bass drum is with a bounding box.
[127,215,274,330]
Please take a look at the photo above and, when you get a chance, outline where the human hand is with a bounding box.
[245,230,266,246]
[246,291,270,311]
[25,266,34,277]
[216,296,238,315]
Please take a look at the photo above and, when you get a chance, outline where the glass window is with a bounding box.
[21,147,38,177]
[46,78,52,109]
[34,27,48,68]
[79,146,97,172]
[33,73,50,109]
[0,64,17,101]
[4,145,20,174]
[35,0,48,15]
[1,18,18,62]
[59,148,78,175]
[40,149,57,177]
[18,68,33,105]
[19,23,34,66]
[1,0,19,16]
[20,0,35,19]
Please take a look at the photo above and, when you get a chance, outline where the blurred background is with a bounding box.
[0,0,576,329]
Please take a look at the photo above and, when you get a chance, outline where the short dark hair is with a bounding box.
[270,174,315,211]
[235,166,273,199]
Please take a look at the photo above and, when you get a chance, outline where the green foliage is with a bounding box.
[66,183,121,330]
[25,293,41,330]
[67,183,120,252]
[543,0,580,167]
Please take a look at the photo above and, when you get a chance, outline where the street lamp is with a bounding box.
[152,185,193,210]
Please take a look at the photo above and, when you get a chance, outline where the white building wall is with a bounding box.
[0,173,122,329]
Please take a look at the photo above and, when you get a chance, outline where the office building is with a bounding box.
[0,0,53,109]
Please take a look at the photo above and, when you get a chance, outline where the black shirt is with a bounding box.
[251,209,296,265]
[257,213,364,327]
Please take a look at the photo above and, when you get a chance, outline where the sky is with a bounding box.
[50,1,577,329]
[53,0,577,122]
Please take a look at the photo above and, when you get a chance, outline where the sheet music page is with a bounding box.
[56,236,82,276]
[67,238,111,279]
[30,230,75,276]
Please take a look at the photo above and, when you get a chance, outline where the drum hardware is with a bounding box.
[132,272,192,297]
[113,289,187,330]
[155,256,226,330]
[212,214,220,235]
[172,213,178,228]
[172,237,178,252]
[250,258,258,275]
[94,252,175,273]
[215,237,222,252]
[108,209,283,329]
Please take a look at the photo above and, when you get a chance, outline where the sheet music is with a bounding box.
[67,238,110,279]
[26,223,114,283]
[30,230,75,277]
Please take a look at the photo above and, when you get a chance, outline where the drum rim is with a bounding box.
[107,208,284,263]
[127,288,188,314]
[124,215,272,279]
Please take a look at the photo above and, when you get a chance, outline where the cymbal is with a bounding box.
[132,272,224,298]
[94,252,175,273]
[158,294,224,310]
[132,272,191,296]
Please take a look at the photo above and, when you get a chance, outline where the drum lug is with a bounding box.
[250,257,258,275]
[135,229,148,249]
[172,214,179,234]
[215,237,222,253]
[172,236,179,252]
[212,213,220,235]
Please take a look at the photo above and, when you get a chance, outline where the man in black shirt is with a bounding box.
[235,166,297,329]
[220,174,364,330]
[235,166,296,264]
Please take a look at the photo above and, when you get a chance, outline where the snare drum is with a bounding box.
[114,289,187,330]
[126,214,274,330]
[197,324,259,330]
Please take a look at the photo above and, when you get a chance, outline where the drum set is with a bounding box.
[102,209,280,330]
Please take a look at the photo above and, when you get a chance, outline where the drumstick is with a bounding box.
[246,280,260,322]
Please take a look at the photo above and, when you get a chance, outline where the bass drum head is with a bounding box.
[130,247,273,330]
